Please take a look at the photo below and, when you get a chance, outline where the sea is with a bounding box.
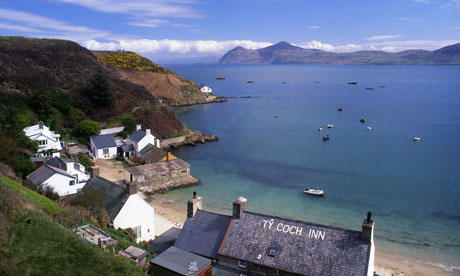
[161,64,460,269]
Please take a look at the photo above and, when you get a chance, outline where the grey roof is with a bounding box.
[26,165,74,185]
[30,156,45,163]
[90,134,117,149]
[138,143,155,155]
[219,211,370,276]
[150,227,181,254]
[126,159,190,176]
[121,144,135,152]
[45,157,68,171]
[82,176,129,220]
[145,147,167,163]
[119,246,148,261]
[174,210,232,259]
[151,246,211,276]
[128,130,146,143]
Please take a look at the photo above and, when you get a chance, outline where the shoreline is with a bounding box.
[142,191,460,276]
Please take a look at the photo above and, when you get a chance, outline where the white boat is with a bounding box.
[367,126,372,130]
[413,137,421,141]
[327,124,334,128]
[304,188,324,196]
[274,114,279,118]
[318,127,323,131]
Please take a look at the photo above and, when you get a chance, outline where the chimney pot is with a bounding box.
[136,124,142,131]
[90,167,99,178]
[146,129,151,136]
[193,191,197,198]
[233,197,247,219]
[39,121,44,130]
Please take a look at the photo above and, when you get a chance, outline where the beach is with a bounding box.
[143,192,460,276]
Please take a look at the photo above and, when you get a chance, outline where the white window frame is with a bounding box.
[238,260,247,268]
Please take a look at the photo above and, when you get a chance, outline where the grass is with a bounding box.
[0,175,145,276]
[0,175,60,214]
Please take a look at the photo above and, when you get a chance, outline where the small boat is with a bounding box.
[216,77,226,80]
[367,126,372,130]
[304,188,324,196]
[274,114,279,118]
[348,81,358,85]
[337,108,343,112]
[247,80,254,83]
[314,81,320,84]
[318,127,323,131]
[282,82,287,84]
[322,134,331,141]
[413,137,421,141]
[360,118,366,123]
[379,85,385,88]
[327,124,334,128]
[366,87,375,90]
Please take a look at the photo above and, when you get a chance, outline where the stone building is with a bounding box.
[171,193,375,276]
[124,159,198,193]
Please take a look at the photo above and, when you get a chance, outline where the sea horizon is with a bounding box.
[161,64,460,268]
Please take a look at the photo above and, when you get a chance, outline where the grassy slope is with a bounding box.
[0,175,145,276]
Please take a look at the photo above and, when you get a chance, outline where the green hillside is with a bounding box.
[94,51,174,74]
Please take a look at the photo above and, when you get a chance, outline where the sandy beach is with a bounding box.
[142,192,460,276]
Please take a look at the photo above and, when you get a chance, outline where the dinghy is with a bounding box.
[304,188,324,196]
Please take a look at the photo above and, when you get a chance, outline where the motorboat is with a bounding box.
[348,81,358,85]
[318,127,323,131]
[327,124,334,128]
[413,137,421,141]
[360,118,366,123]
[322,134,331,141]
[247,80,254,83]
[274,114,279,118]
[367,126,372,130]
[216,77,226,80]
[282,82,287,84]
[337,108,343,112]
[304,188,324,196]
[366,87,375,90]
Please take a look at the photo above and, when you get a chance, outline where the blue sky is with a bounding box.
[0,0,459,61]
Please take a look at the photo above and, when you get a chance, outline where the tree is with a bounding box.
[77,120,99,138]
[68,107,87,128]
[52,91,73,115]
[76,152,93,172]
[88,72,113,106]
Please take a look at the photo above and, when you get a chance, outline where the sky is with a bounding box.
[0,0,459,62]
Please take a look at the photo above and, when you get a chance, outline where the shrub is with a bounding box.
[77,120,99,138]
[76,153,93,172]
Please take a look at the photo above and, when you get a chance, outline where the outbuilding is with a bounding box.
[150,246,212,276]
[90,134,117,159]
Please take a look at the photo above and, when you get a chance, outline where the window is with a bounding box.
[268,248,276,257]
[103,148,109,155]
[39,140,48,146]
[69,180,75,186]
[133,225,141,239]
[238,260,247,268]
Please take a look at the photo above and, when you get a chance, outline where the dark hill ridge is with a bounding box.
[0,36,185,137]
[218,41,460,65]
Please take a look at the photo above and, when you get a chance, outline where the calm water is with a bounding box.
[164,64,460,267]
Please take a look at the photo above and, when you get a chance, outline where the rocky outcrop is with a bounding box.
[161,130,219,149]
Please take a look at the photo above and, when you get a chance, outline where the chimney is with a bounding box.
[90,167,99,178]
[187,191,202,218]
[362,211,374,243]
[233,197,247,219]
[136,124,142,131]
[39,121,44,130]
[156,139,161,148]
[127,183,137,195]
[146,129,151,136]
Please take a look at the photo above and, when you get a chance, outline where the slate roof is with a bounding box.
[150,227,181,254]
[45,157,68,171]
[218,211,370,276]
[26,165,74,185]
[145,147,167,163]
[174,210,232,259]
[82,176,129,220]
[121,144,135,152]
[138,143,155,155]
[151,246,211,276]
[128,130,146,143]
[126,159,190,176]
[119,246,148,261]
[90,134,117,149]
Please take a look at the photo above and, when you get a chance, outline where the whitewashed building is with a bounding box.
[200,85,212,94]
[26,165,84,196]
[23,121,62,157]
[123,125,160,159]
[90,134,117,159]
[45,157,89,185]
[83,175,155,242]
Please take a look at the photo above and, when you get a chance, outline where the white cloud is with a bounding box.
[452,26,460,29]
[82,39,272,58]
[308,25,320,29]
[52,0,201,18]
[366,35,403,41]
[0,8,110,40]
[412,0,431,3]
[0,23,43,33]
[442,0,460,10]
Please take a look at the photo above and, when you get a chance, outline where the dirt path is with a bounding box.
[95,159,126,182]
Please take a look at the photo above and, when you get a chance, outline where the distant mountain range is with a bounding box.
[218,41,460,65]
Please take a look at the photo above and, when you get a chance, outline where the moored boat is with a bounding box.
[360,118,366,123]
[348,81,358,85]
[337,108,343,112]
[367,126,372,130]
[318,127,323,131]
[274,114,279,118]
[366,87,375,90]
[247,80,254,83]
[413,137,421,141]
[322,134,330,140]
[216,77,226,80]
[304,188,324,196]
[327,124,334,128]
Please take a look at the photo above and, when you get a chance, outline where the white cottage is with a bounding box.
[45,157,89,184]
[90,134,117,159]
[23,121,62,157]
[200,85,212,94]
[124,125,160,159]
[83,175,155,242]
[26,165,84,196]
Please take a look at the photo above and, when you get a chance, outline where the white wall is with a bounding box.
[137,134,156,154]
[93,147,117,159]
[41,173,78,196]
[367,239,375,276]
[113,194,155,242]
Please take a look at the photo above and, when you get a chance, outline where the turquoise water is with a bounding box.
[164,64,460,266]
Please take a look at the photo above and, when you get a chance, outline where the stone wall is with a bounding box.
[136,167,199,194]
